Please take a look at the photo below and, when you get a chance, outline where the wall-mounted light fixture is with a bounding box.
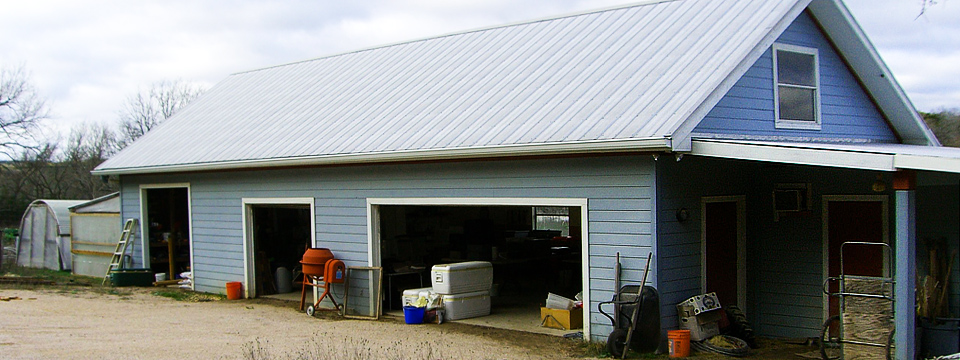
[676,208,689,222]
[871,174,886,193]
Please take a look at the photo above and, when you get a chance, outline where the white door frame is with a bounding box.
[700,195,747,310]
[242,197,316,299]
[139,183,193,290]
[820,194,889,322]
[367,197,590,337]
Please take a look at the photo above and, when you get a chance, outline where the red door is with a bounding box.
[705,201,740,309]
[826,200,884,319]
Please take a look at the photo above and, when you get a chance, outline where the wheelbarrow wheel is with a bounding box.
[819,315,841,360]
[306,305,316,317]
[606,328,628,357]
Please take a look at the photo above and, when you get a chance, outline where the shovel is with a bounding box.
[621,252,652,360]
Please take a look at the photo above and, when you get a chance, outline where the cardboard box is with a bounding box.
[678,310,722,341]
[540,307,583,330]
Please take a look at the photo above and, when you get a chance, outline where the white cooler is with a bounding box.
[401,287,434,307]
[442,290,491,320]
[431,261,493,294]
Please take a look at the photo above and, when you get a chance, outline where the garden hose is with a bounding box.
[691,335,750,357]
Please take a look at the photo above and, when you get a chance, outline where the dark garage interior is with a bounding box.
[378,205,582,311]
[250,205,311,296]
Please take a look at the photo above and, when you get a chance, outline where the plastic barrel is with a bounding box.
[275,267,292,294]
[226,281,243,300]
[668,329,691,358]
[403,306,425,324]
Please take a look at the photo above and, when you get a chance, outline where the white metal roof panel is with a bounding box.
[97,0,917,175]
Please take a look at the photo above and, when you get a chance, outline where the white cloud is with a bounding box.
[1,0,957,145]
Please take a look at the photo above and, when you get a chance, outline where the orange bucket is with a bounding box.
[226,281,243,300]
[668,329,691,358]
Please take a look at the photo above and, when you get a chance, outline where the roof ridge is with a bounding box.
[232,0,682,76]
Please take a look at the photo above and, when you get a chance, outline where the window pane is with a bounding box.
[536,215,569,236]
[777,50,816,87]
[778,86,816,121]
[534,206,569,216]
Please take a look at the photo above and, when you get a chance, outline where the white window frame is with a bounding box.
[773,43,821,130]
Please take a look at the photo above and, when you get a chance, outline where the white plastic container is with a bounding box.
[441,290,491,320]
[402,287,434,307]
[431,261,493,295]
[545,292,575,310]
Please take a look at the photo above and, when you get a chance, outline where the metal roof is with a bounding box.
[94,0,934,175]
[69,192,120,214]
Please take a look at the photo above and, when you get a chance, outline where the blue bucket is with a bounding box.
[403,306,425,324]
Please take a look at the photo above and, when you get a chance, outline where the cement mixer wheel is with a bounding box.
[306,305,316,317]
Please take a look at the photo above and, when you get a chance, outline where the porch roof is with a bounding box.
[690,139,960,174]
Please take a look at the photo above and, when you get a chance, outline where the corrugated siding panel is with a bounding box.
[98,0,803,172]
[119,155,654,340]
[693,12,897,142]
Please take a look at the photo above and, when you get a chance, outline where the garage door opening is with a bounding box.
[242,199,315,299]
[142,187,191,284]
[372,199,586,335]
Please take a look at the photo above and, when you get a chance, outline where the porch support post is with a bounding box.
[894,170,916,360]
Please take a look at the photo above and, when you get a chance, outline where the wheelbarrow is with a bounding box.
[598,284,662,357]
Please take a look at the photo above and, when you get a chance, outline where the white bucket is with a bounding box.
[155,273,167,282]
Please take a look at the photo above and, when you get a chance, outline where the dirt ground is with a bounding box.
[0,285,819,360]
[0,286,591,360]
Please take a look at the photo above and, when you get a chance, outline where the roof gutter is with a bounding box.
[93,137,673,176]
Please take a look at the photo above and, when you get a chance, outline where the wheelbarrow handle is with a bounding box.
[598,300,616,325]
[822,276,840,296]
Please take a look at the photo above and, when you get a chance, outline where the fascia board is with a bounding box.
[690,139,895,171]
[808,0,939,146]
[93,137,672,176]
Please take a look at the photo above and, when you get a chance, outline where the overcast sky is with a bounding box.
[1,0,958,141]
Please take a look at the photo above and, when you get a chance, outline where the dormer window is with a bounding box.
[773,43,821,130]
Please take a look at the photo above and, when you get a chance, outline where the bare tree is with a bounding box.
[64,122,118,198]
[0,65,48,160]
[117,79,204,148]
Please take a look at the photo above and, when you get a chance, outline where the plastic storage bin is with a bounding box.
[441,290,491,320]
[110,268,154,287]
[402,287,434,307]
[431,261,493,295]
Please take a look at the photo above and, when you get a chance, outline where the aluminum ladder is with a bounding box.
[102,219,139,286]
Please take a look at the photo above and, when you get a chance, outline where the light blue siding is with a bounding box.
[656,155,897,338]
[694,12,897,143]
[119,155,655,340]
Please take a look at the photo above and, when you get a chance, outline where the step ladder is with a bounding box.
[102,219,139,286]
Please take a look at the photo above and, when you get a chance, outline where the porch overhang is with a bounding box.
[690,139,960,174]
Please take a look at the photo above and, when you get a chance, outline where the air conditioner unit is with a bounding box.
[773,183,811,221]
